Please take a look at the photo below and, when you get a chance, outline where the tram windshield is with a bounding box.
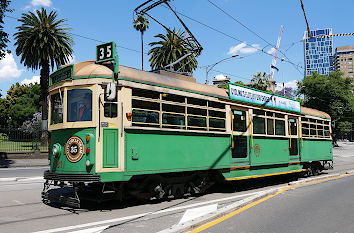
[67,89,92,122]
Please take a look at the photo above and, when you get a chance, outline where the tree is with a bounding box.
[297,71,354,136]
[250,72,271,91]
[148,28,199,73]
[133,14,149,71]
[2,83,41,128]
[14,8,73,142]
[0,0,13,59]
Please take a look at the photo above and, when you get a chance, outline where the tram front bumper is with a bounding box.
[43,170,101,182]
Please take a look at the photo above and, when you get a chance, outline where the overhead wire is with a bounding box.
[5,14,147,55]
[206,0,304,74]
[159,2,304,74]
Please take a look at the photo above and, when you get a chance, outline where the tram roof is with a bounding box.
[66,61,331,119]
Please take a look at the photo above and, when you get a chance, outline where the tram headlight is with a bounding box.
[52,143,61,157]
[86,159,91,166]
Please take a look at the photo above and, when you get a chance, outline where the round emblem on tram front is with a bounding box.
[65,136,85,163]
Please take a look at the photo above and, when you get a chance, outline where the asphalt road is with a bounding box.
[0,143,352,233]
[202,174,354,233]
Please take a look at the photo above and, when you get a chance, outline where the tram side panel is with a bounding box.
[124,129,231,175]
[249,137,290,166]
[300,139,333,162]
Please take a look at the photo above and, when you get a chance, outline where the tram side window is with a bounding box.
[301,117,331,138]
[253,116,265,134]
[275,120,285,135]
[67,89,92,122]
[132,99,160,127]
[50,92,64,124]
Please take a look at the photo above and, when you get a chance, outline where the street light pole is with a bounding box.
[204,54,239,84]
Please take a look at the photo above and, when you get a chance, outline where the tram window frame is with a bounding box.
[50,92,64,125]
[252,109,286,136]
[131,88,226,132]
[233,110,247,133]
[103,88,118,118]
[301,117,331,139]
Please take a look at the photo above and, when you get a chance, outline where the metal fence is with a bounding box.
[0,128,47,152]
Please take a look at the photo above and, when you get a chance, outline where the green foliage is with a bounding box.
[250,72,271,91]
[148,28,199,73]
[0,83,41,128]
[217,82,228,89]
[14,8,73,123]
[14,8,73,70]
[133,14,149,70]
[297,71,354,135]
[0,0,13,59]
[133,15,149,33]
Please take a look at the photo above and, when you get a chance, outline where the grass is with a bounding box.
[0,141,47,152]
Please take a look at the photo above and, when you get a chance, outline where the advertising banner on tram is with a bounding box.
[228,83,301,113]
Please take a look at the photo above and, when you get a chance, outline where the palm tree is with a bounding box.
[14,8,73,144]
[133,15,149,71]
[250,72,271,91]
[148,28,198,73]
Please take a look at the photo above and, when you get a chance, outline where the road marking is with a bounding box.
[179,204,217,224]
[189,172,354,233]
[68,225,109,233]
[13,200,24,205]
[32,191,262,233]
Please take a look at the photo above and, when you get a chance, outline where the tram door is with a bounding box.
[288,117,299,158]
[231,109,249,160]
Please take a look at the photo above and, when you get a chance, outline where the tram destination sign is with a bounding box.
[50,64,73,85]
[228,83,301,113]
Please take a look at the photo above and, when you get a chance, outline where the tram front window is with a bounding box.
[67,89,92,122]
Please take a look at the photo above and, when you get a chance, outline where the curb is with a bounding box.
[159,171,354,233]
[158,189,278,233]
[288,173,341,186]
[0,176,43,182]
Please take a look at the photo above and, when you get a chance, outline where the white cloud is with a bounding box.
[0,53,24,82]
[31,0,52,7]
[267,47,276,55]
[227,42,260,55]
[21,75,40,85]
[275,80,298,91]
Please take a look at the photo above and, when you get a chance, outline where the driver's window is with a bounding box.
[67,89,92,122]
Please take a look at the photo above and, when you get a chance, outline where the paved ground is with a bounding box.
[202,174,354,233]
[0,142,352,233]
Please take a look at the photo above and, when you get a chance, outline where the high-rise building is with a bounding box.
[303,28,333,76]
[334,45,354,78]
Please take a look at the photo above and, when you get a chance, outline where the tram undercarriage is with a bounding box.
[42,170,221,208]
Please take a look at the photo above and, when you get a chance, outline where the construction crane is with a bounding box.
[269,25,284,80]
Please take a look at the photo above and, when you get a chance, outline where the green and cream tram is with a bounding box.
[43,44,333,207]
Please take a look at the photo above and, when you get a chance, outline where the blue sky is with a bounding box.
[0,0,353,96]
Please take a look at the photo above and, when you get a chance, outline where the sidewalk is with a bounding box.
[333,141,354,157]
[0,159,49,168]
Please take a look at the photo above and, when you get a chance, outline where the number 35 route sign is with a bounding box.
[96,41,117,63]
[96,41,119,76]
